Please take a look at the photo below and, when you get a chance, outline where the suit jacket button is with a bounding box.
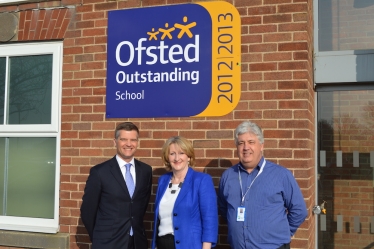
[176,240,180,244]
[175,227,179,230]
[173,213,177,216]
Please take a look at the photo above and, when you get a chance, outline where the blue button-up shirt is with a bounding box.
[218,157,307,249]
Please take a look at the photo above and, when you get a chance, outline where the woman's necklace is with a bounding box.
[168,182,183,194]
[169,173,185,194]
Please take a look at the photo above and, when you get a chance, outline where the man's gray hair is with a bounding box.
[234,121,264,145]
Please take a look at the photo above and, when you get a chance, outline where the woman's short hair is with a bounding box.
[161,136,195,171]
[234,121,264,145]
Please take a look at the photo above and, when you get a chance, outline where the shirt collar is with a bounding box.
[116,155,135,169]
[238,156,265,173]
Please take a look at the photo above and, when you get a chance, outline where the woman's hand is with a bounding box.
[202,242,212,249]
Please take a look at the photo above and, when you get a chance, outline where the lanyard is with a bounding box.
[238,159,266,206]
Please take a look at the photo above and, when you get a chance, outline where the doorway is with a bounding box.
[317,88,374,248]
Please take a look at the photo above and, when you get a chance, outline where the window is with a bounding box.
[0,42,62,233]
[318,0,374,52]
[316,86,374,248]
[314,0,374,83]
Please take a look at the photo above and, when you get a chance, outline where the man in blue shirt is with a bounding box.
[218,121,308,249]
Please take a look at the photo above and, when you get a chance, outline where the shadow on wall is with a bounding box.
[363,242,374,249]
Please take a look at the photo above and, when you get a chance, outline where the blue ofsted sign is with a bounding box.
[106,2,241,118]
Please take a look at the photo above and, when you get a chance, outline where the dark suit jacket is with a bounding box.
[81,156,152,249]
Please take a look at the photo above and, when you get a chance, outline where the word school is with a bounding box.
[115,90,145,100]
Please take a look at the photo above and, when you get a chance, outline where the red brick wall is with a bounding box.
[0,0,316,248]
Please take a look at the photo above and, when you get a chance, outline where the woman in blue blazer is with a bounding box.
[151,136,218,249]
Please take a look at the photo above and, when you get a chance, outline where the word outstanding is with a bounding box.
[116,67,199,84]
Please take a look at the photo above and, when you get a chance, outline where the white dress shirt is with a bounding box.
[116,155,136,185]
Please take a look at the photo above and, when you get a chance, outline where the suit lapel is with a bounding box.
[174,167,193,209]
[155,173,172,209]
[133,159,145,197]
[159,174,172,199]
[109,157,130,195]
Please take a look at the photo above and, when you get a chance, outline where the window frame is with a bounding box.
[1,43,61,133]
[0,42,62,233]
[0,0,28,5]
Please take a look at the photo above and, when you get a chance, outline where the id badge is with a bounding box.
[237,207,245,221]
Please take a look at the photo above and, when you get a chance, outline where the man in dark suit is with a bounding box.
[81,122,152,249]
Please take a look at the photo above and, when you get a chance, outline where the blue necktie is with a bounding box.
[125,163,135,197]
[125,163,134,236]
